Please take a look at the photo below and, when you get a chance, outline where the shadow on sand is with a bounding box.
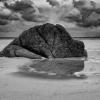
[10,71,87,80]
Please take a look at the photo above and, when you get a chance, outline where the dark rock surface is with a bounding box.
[1,23,87,58]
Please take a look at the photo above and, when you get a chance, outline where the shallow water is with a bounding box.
[0,39,100,100]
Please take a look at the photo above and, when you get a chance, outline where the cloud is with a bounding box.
[0,0,48,24]
[46,0,60,7]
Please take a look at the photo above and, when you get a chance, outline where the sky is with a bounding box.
[32,0,100,7]
[32,0,72,6]
[32,0,49,6]
[94,0,100,2]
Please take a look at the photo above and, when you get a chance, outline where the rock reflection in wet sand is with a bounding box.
[19,58,85,79]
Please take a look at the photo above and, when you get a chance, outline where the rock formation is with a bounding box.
[0,23,87,59]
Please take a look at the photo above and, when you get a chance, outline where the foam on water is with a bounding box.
[75,57,100,77]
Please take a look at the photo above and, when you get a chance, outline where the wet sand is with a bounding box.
[0,39,100,100]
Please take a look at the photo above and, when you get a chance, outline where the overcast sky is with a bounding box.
[32,0,100,7]
[32,0,49,6]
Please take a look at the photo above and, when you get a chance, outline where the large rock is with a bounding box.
[1,23,87,58]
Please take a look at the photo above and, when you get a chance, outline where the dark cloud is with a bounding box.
[46,0,60,7]
[0,19,9,25]
[0,0,48,25]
